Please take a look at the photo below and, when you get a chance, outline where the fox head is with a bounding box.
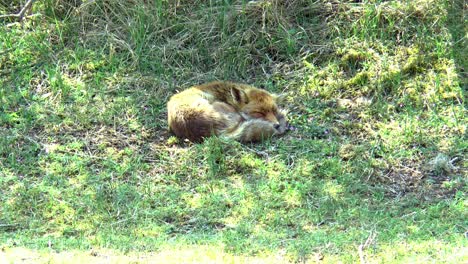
[230,87,286,130]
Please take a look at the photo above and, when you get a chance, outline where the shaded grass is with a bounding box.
[1,0,467,263]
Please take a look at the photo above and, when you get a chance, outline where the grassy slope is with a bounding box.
[0,0,466,263]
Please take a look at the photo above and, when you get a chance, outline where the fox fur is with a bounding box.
[167,81,287,142]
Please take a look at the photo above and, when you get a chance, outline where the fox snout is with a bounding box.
[263,112,285,132]
[264,112,279,125]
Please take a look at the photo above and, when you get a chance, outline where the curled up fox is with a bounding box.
[167,81,288,142]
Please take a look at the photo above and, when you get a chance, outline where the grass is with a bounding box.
[0,0,466,263]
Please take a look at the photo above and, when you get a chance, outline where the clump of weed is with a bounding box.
[203,137,227,179]
[339,48,369,73]
[166,136,179,145]
[429,153,457,176]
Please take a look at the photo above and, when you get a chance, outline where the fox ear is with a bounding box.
[230,87,248,104]
[273,93,287,104]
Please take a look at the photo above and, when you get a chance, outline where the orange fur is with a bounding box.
[167,81,287,142]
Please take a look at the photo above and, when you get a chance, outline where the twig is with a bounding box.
[358,231,377,264]
[245,146,269,158]
[0,0,36,21]
[0,223,18,227]
[0,223,19,231]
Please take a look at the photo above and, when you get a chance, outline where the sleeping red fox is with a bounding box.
[167,81,287,142]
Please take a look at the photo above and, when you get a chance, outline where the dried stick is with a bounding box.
[0,0,36,21]
[358,232,377,264]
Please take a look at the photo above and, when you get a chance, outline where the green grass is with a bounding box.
[1,0,466,263]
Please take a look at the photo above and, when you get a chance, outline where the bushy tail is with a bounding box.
[224,119,279,142]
